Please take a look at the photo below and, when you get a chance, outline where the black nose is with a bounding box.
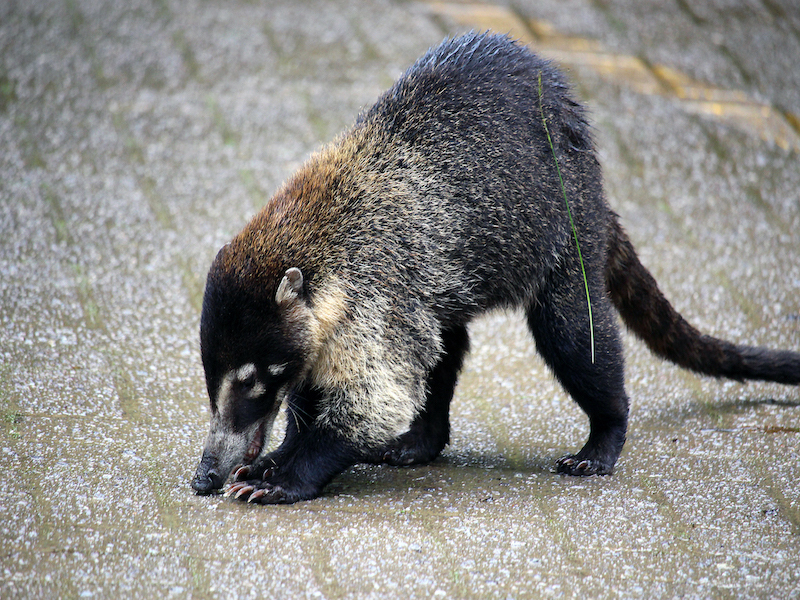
[192,451,224,494]
[191,473,218,494]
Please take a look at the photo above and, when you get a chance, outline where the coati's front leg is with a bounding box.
[226,387,360,504]
[366,325,469,466]
[526,272,629,475]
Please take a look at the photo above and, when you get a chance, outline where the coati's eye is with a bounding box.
[234,363,258,389]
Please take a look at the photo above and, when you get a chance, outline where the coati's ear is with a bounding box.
[276,267,304,306]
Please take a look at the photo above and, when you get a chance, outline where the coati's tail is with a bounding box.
[605,218,800,385]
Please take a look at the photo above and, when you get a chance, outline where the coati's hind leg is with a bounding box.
[366,325,469,466]
[526,274,629,476]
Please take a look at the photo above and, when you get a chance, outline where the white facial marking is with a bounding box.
[248,382,266,398]
[235,363,257,383]
[268,363,287,377]
[233,363,266,398]
[217,363,265,406]
[216,377,233,411]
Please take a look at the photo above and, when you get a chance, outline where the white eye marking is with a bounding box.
[268,363,287,377]
[248,382,266,398]
[219,363,267,403]
[235,363,257,383]
[233,363,265,397]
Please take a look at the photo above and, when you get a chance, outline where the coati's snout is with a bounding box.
[191,366,282,494]
[191,406,275,494]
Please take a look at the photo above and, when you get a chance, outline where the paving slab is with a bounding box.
[1,0,798,598]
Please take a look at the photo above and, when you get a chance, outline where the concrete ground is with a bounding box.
[1,0,799,598]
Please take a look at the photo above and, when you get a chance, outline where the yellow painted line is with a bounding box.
[543,50,666,96]
[425,2,534,43]
[651,64,750,103]
[680,101,799,150]
[421,0,800,151]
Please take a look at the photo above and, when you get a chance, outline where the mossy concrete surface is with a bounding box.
[1,0,798,598]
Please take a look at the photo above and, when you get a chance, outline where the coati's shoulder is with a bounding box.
[198,126,391,364]
[210,137,370,286]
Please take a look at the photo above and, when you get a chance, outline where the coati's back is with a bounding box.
[358,33,612,315]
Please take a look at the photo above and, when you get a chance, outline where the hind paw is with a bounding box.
[367,441,443,466]
[555,455,614,476]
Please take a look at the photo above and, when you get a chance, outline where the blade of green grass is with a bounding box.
[538,73,595,363]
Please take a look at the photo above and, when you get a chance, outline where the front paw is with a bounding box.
[230,462,274,483]
[223,467,320,504]
[224,480,298,504]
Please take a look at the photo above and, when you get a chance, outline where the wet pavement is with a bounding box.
[1,0,799,598]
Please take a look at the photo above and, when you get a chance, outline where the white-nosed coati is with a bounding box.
[191,33,800,504]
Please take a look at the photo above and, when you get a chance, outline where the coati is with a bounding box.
[191,32,800,504]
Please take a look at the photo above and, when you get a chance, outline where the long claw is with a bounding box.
[224,482,247,498]
[233,465,251,481]
[247,488,268,503]
[234,484,255,500]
